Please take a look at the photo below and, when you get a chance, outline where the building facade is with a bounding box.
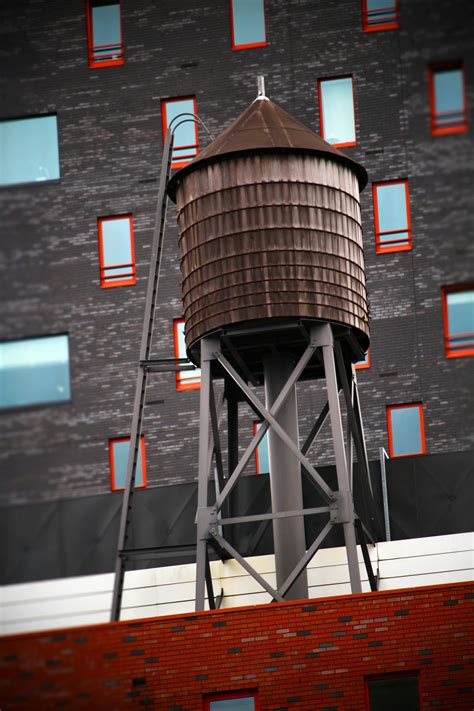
[0,0,472,559]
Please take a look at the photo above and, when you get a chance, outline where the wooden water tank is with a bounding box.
[168,97,369,367]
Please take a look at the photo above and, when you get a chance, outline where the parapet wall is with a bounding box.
[1,581,473,709]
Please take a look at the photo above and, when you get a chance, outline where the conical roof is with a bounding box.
[167,96,367,201]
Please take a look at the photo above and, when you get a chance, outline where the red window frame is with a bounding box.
[173,318,200,392]
[85,0,124,69]
[441,284,474,359]
[361,0,399,32]
[161,96,199,170]
[372,179,412,254]
[318,76,357,149]
[428,62,468,136]
[109,436,147,491]
[229,0,267,50]
[204,690,260,711]
[97,214,136,288]
[253,421,268,474]
[365,671,421,710]
[355,349,370,370]
[386,403,426,458]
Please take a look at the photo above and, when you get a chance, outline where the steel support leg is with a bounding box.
[227,382,239,479]
[195,336,219,610]
[263,353,308,600]
[321,327,362,594]
[334,344,380,540]
[379,447,391,541]
[205,548,216,610]
[355,518,378,592]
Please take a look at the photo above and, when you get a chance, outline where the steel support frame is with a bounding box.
[379,446,391,541]
[195,323,379,611]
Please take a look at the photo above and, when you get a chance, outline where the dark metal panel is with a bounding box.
[61,496,122,578]
[385,452,474,540]
[0,502,62,583]
[2,452,470,585]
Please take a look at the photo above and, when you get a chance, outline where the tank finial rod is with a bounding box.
[256,75,268,100]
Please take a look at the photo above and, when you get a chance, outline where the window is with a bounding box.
[204,691,258,711]
[442,285,474,358]
[97,215,136,288]
[230,0,267,50]
[429,63,467,135]
[387,404,426,458]
[318,77,356,148]
[162,97,199,170]
[86,0,124,68]
[366,673,420,710]
[254,421,269,474]
[372,180,411,253]
[361,0,399,32]
[0,115,60,187]
[355,349,370,370]
[173,319,200,391]
[109,436,146,490]
[0,335,70,410]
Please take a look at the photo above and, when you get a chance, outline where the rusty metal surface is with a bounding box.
[167,98,367,201]
[175,151,369,353]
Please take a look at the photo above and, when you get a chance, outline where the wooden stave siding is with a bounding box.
[175,153,369,350]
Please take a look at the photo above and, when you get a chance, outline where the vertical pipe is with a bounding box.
[263,353,308,600]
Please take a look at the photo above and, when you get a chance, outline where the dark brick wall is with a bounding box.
[0,582,473,709]
[0,0,473,505]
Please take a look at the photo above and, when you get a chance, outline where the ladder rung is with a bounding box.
[119,544,197,560]
[140,358,198,373]
[141,358,190,364]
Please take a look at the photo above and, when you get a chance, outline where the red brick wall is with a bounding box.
[1,582,473,710]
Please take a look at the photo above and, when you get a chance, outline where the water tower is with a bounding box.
[167,80,380,609]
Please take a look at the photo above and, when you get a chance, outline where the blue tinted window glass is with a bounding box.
[376,182,409,245]
[232,0,266,47]
[164,99,198,163]
[0,335,70,409]
[101,217,133,276]
[367,0,392,8]
[447,291,474,337]
[112,439,144,489]
[390,406,423,456]
[366,0,397,24]
[0,115,60,187]
[376,183,407,233]
[434,69,463,115]
[210,698,255,711]
[176,321,201,385]
[91,3,121,58]
[320,78,356,146]
[256,422,269,474]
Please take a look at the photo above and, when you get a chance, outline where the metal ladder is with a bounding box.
[110,115,216,622]
[110,131,176,622]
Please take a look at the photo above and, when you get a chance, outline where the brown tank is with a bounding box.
[167,95,369,372]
